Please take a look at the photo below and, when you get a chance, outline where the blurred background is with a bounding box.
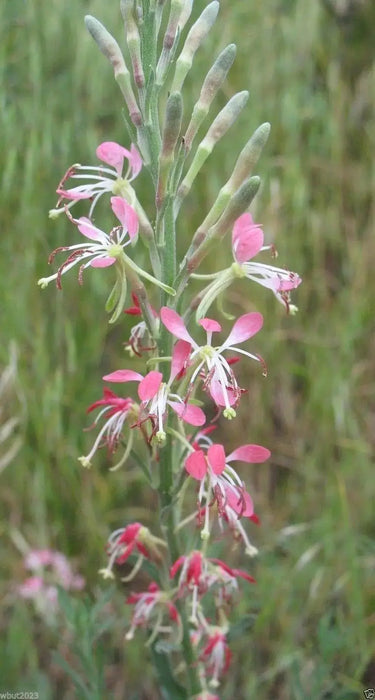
[1,0,374,697]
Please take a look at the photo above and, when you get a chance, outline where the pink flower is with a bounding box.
[160,307,264,418]
[124,293,159,357]
[99,523,166,580]
[18,576,44,599]
[200,628,231,688]
[170,550,255,621]
[39,196,138,289]
[78,389,137,470]
[185,442,270,553]
[195,213,301,318]
[125,582,180,641]
[18,549,84,619]
[231,213,301,308]
[103,340,205,444]
[50,141,142,219]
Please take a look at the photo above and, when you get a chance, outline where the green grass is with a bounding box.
[1,0,374,697]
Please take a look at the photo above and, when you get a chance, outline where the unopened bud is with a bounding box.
[187,177,261,273]
[156,0,184,84]
[225,122,271,193]
[120,0,145,89]
[172,1,220,92]
[161,92,183,160]
[178,0,194,31]
[202,91,249,151]
[157,92,183,208]
[84,15,142,126]
[176,92,249,207]
[190,122,270,233]
[184,44,237,150]
[209,176,261,240]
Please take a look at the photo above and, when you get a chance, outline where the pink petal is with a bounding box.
[226,444,271,463]
[207,443,226,475]
[170,340,191,382]
[110,196,139,238]
[77,217,105,241]
[129,144,142,179]
[225,484,254,517]
[160,307,195,344]
[278,274,302,291]
[57,189,91,201]
[138,371,162,401]
[232,213,264,263]
[199,318,222,333]
[96,141,131,175]
[90,256,116,268]
[185,450,207,480]
[169,401,206,426]
[209,378,237,407]
[170,556,185,579]
[103,369,143,383]
[222,312,263,348]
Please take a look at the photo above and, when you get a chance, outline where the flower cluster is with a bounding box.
[40,2,301,696]
[18,549,84,621]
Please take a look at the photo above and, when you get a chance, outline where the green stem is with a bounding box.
[157,175,202,698]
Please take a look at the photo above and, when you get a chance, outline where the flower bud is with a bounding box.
[184,44,237,151]
[120,0,145,89]
[171,2,220,92]
[156,0,184,84]
[178,0,194,31]
[176,92,249,208]
[188,122,270,235]
[84,15,142,126]
[157,93,183,209]
[187,177,261,273]
[225,122,271,194]
[161,92,183,161]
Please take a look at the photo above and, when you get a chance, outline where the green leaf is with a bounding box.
[150,645,187,700]
[52,651,91,699]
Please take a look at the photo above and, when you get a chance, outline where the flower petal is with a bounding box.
[57,189,91,201]
[103,369,143,383]
[138,371,162,401]
[77,217,105,241]
[129,144,142,179]
[207,443,226,475]
[209,378,237,407]
[96,141,131,175]
[226,444,271,463]
[232,213,263,263]
[222,312,263,348]
[170,340,191,382]
[160,307,195,344]
[185,450,207,480]
[170,556,185,579]
[169,401,206,426]
[225,484,254,517]
[90,256,116,268]
[199,318,222,333]
[111,196,139,238]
